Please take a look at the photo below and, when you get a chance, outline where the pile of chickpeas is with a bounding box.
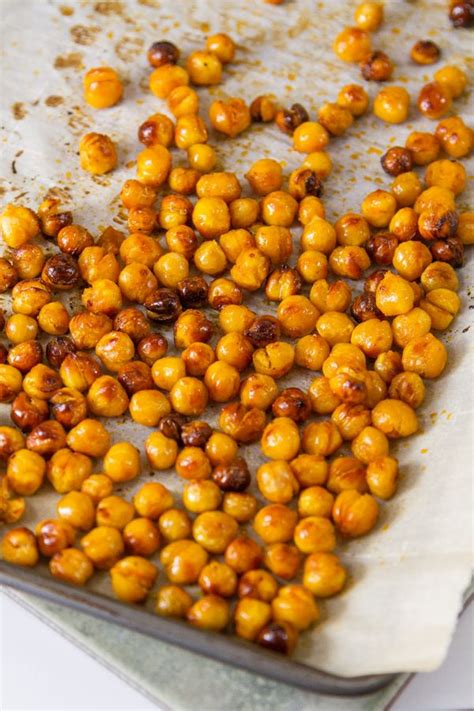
[0,1,472,657]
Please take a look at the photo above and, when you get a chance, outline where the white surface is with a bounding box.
[0,591,473,711]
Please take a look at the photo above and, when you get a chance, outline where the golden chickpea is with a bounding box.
[332,402,372,440]
[253,503,298,544]
[389,371,425,409]
[79,132,117,175]
[362,190,397,228]
[265,266,302,302]
[120,179,157,209]
[182,480,221,514]
[310,279,352,314]
[1,527,39,566]
[95,331,135,373]
[192,511,238,554]
[229,198,260,229]
[350,318,393,358]
[405,131,440,167]
[272,584,319,631]
[433,66,467,99]
[238,570,278,602]
[219,403,267,444]
[253,341,295,379]
[333,489,379,537]
[254,226,292,266]
[11,243,43,281]
[293,122,329,152]
[157,509,191,543]
[69,312,112,351]
[277,295,318,338]
[155,585,193,618]
[303,552,346,597]
[414,186,456,214]
[302,421,342,457]
[138,112,175,150]
[197,561,237,599]
[196,172,241,204]
[101,442,140,483]
[38,302,70,336]
[12,279,51,317]
[110,556,158,603]
[294,516,336,554]
[264,542,302,580]
[176,446,212,481]
[166,84,199,118]
[187,143,217,173]
[351,425,389,464]
[181,343,215,378]
[154,251,190,290]
[66,420,110,459]
[420,288,461,330]
[234,598,272,641]
[301,216,337,253]
[371,398,418,438]
[144,431,177,470]
[239,373,278,411]
[298,486,334,519]
[81,474,114,505]
[149,64,189,99]
[57,490,95,531]
[391,172,423,209]
[436,117,473,159]
[87,376,129,418]
[173,310,213,350]
[0,204,40,248]
[318,102,353,136]
[402,332,447,379]
[187,594,230,631]
[289,454,328,489]
[389,208,419,242]
[298,195,325,226]
[151,357,185,391]
[46,448,92,494]
[209,98,250,138]
[175,114,208,150]
[376,272,415,316]
[316,311,354,346]
[260,417,300,462]
[425,159,466,196]
[302,151,333,180]
[374,86,410,124]
[6,448,45,495]
[337,83,370,116]
[225,536,263,574]
[186,50,222,86]
[81,525,124,569]
[136,145,172,187]
[365,455,398,499]
[82,278,122,316]
[0,257,18,292]
[83,66,122,108]
[421,262,459,292]
[50,547,94,586]
[169,377,209,416]
[169,168,202,196]
[333,26,371,62]
[160,539,208,584]
[222,492,258,523]
[261,191,298,228]
[129,390,170,428]
[293,334,329,372]
[192,197,230,239]
[5,314,37,345]
[208,277,242,310]
[244,159,282,196]
[231,248,270,291]
[327,456,367,495]
[256,461,299,504]
[192,241,227,277]
[308,376,341,416]
[417,82,452,120]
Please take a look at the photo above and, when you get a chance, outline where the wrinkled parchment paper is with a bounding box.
[0,0,472,677]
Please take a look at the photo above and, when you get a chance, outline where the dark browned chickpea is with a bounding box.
[137,333,168,366]
[26,420,67,457]
[411,40,441,65]
[39,206,73,238]
[257,621,298,655]
[158,412,187,442]
[212,458,251,492]
[177,276,209,309]
[275,103,309,134]
[46,336,77,369]
[449,2,474,27]
[0,258,18,292]
[7,341,43,373]
[364,268,388,293]
[288,169,323,200]
[417,82,452,120]
[351,292,383,322]
[144,288,182,322]
[57,225,94,256]
[148,40,180,68]
[250,95,277,122]
[360,51,393,81]
[181,421,213,448]
[366,232,398,265]
[114,308,150,343]
[50,387,88,429]
[418,208,458,242]
[271,388,312,423]
[114,354,152,392]
[0,344,7,362]
[244,315,281,348]
[10,392,49,432]
[430,236,464,267]
[41,254,80,291]
[381,147,413,176]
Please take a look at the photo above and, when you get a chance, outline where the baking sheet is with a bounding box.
[0,0,472,678]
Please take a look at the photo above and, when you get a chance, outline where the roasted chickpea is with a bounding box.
[137,114,175,150]
[318,102,353,136]
[81,473,114,505]
[265,265,302,302]
[298,486,334,519]
[234,598,272,641]
[253,503,298,544]
[261,191,298,228]
[46,447,93,493]
[310,279,352,314]
[149,64,189,99]
[337,83,369,116]
[371,398,418,438]
[302,152,332,180]
[425,159,466,196]
[87,375,129,418]
[293,121,329,153]
[271,388,311,424]
[263,543,301,581]
[35,518,76,558]
[360,51,393,82]
[374,86,410,124]
[12,243,45,280]
[239,373,278,411]
[0,257,18,292]
[302,421,342,457]
[79,132,117,175]
[38,302,70,336]
[6,448,45,495]
[308,376,341,415]
[82,278,123,316]
[222,492,258,523]
[147,40,179,68]
[187,594,230,631]
[174,309,212,349]
[158,509,191,543]
[298,196,325,226]
[333,26,372,63]
[12,279,51,317]
[229,198,260,229]
[231,248,270,290]
[327,456,367,495]
[5,314,38,345]
[351,425,389,464]
[66,419,111,458]
[260,417,300,461]
[257,460,299,503]
[155,584,193,618]
[257,620,299,655]
[1,527,39,566]
[252,341,295,379]
[25,419,67,457]
[69,312,112,350]
[277,296,319,338]
[110,556,158,603]
[160,539,208,584]
[293,334,329,372]
[136,145,172,187]
[417,82,452,120]
[209,97,251,137]
[57,490,95,531]
[293,516,336,554]
[175,446,211,481]
[333,489,379,537]
[436,117,473,159]
[389,371,425,409]
[83,66,122,108]
[0,204,40,248]
[49,548,94,585]
[434,66,468,99]
[120,180,157,210]
[303,552,347,597]
[183,480,222,513]
[144,431,177,471]
[375,272,415,316]
[208,277,242,310]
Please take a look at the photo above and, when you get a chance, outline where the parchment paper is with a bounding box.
[0,0,472,677]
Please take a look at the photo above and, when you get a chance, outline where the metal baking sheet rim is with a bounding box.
[0,560,396,697]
